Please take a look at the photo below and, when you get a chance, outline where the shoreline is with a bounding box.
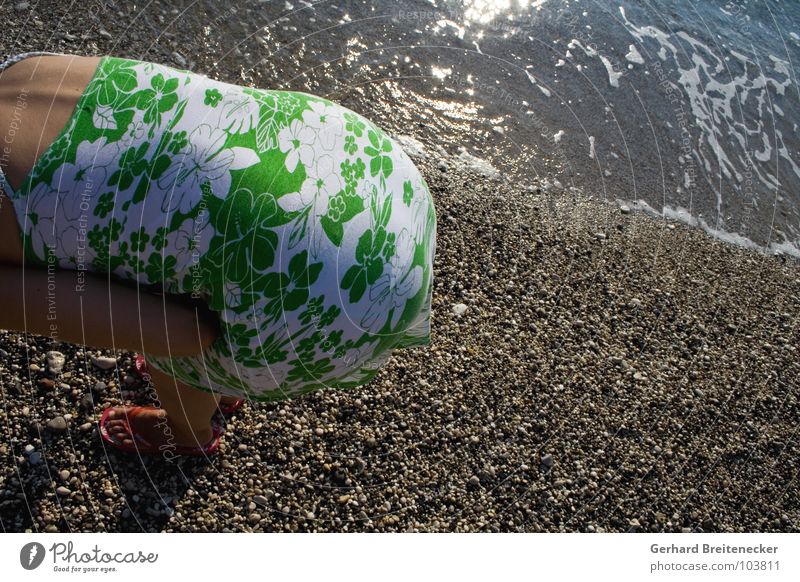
[1,158,797,532]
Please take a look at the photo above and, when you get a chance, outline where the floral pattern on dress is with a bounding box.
[10,56,436,402]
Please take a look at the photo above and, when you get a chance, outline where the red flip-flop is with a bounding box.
[99,406,223,457]
[132,354,245,415]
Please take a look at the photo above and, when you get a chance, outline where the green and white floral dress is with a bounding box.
[4,53,436,402]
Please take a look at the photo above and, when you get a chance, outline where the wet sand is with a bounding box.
[1,1,798,532]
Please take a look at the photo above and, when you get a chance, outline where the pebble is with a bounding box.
[98,28,113,39]
[468,475,480,486]
[594,232,607,241]
[46,351,66,374]
[451,303,468,317]
[47,416,68,432]
[56,486,71,497]
[59,470,70,481]
[14,2,30,10]
[172,52,187,66]
[37,378,55,390]
[253,495,269,506]
[28,452,42,465]
[29,363,41,372]
[91,356,117,370]
[93,381,107,395]
[619,204,631,214]
[541,454,554,468]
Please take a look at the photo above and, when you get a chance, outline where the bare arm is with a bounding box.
[0,264,219,358]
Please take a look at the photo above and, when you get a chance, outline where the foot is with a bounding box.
[104,406,214,450]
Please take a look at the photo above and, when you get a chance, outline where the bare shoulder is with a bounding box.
[0,54,103,191]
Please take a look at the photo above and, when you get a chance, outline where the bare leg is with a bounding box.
[0,262,219,358]
[105,365,220,449]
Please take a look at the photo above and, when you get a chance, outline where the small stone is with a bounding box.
[594,232,607,241]
[28,452,42,465]
[248,513,261,523]
[451,303,468,317]
[62,32,78,42]
[56,486,71,497]
[15,2,30,10]
[29,363,41,372]
[541,454,554,468]
[37,378,55,390]
[59,470,70,481]
[45,524,59,533]
[338,495,351,504]
[633,371,646,381]
[24,444,35,454]
[47,416,68,432]
[46,351,65,374]
[98,28,113,39]
[468,475,481,486]
[172,52,187,66]
[80,394,95,410]
[619,204,631,214]
[91,356,117,370]
[253,495,269,507]
[305,511,315,520]
[103,489,115,498]
[237,444,249,452]
[92,381,107,395]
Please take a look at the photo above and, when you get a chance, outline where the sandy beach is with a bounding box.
[1,1,798,532]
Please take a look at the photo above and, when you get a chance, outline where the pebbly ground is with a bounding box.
[0,0,799,533]
[1,155,798,532]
